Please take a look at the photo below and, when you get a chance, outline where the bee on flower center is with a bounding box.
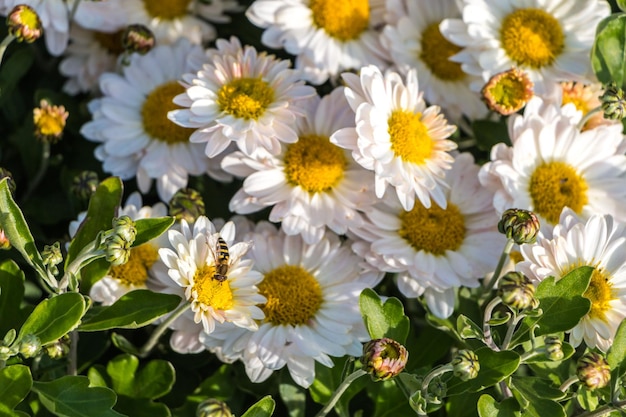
[210,236,230,282]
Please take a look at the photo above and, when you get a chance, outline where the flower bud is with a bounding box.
[498,208,540,244]
[451,349,480,381]
[498,271,539,310]
[361,338,408,381]
[0,228,10,250]
[33,99,69,144]
[543,336,564,361]
[600,82,626,121]
[577,352,610,390]
[7,4,42,43]
[0,167,16,195]
[481,68,534,116]
[18,334,41,358]
[70,171,99,201]
[122,24,155,55]
[169,188,206,223]
[41,241,63,276]
[105,233,132,266]
[45,335,70,360]
[112,215,137,244]
[196,399,233,417]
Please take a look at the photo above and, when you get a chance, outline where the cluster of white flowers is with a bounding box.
[23,0,626,387]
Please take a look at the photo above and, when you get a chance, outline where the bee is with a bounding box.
[210,236,230,282]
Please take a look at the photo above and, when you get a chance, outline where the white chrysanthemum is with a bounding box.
[517,209,626,351]
[200,222,383,388]
[246,0,389,85]
[0,0,126,56]
[350,153,503,319]
[59,25,125,95]
[119,0,242,45]
[80,39,228,203]
[156,216,265,334]
[66,192,168,306]
[381,0,487,122]
[222,87,376,244]
[439,0,610,94]
[331,65,457,212]
[168,37,316,158]
[478,96,626,232]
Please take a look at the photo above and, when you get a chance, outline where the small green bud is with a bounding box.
[70,171,99,201]
[122,24,155,55]
[577,352,610,390]
[498,208,540,244]
[105,233,132,266]
[18,334,41,358]
[600,82,626,121]
[196,399,233,417]
[498,271,539,310]
[7,4,42,43]
[361,338,408,381]
[169,188,206,223]
[451,349,480,381]
[45,335,70,360]
[112,215,137,244]
[543,336,564,361]
[41,242,63,276]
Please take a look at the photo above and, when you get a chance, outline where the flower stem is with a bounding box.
[0,33,16,64]
[67,330,79,376]
[137,300,191,357]
[420,364,453,400]
[559,375,579,392]
[483,239,515,296]
[577,105,602,131]
[314,369,367,417]
[501,313,524,351]
[483,297,503,351]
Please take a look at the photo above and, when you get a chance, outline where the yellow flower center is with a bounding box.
[142,0,191,20]
[398,202,465,255]
[283,134,348,193]
[482,68,534,115]
[309,0,369,41]
[499,8,565,69]
[388,110,434,165]
[258,265,323,326]
[192,265,234,311]
[141,81,194,144]
[420,22,465,81]
[528,161,588,225]
[583,267,616,322]
[33,101,68,143]
[109,244,159,287]
[216,77,275,120]
[94,30,124,55]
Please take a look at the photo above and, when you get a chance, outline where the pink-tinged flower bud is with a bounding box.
[577,352,610,390]
[7,4,42,43]
[498,208,540,244]
[482,68,533,116]
[361,338,408,381]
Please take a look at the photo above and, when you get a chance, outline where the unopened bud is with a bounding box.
[45,335,70,360]
[0,228,10,250]
[122,24,155,55]
[498,208,540,244]
[7,4,42,43]
[600,82,626,121]
[498,271,539,310]
[169,188,206,223]
[112,215,137,244]
[18,334,41,358]
[41,241,63,276]
[361,338,408,381]
[105,233,131,266]
[577,352,610,390]
[544,336,564,361]
[482,68,534,116]
[33,99,69,144]
[196,399,233,417]
[70,171,99,201]
[451,349,480,381]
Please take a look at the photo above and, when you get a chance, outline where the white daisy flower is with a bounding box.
[381,0,487,122]
[222,87,376,244]
[119,0,243,45]
[439,0,611,94]
[478,96,626,232]
[156,216,265,334]
[517,209,626,351]
[246,0,389,85]
[331,65,457,212]
[80,39,225,203]
[200,222,383,388]
[350,153,504,319]
[168,37,316,158]
[67,192,168,306]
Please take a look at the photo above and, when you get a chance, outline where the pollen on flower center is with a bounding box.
[499,8,565,69]
[420,22,465,81]
[217,77,275,121]
[258,265,323,325]
[142,81,194,144]
[398,202,466,255]
[192,265,234,311]
[309,0,370,41]
[283,134,348,193]
[528,161,588,225]
[142,0,191,20]
[584,268,616,322]
[94,30,125,55]
[109,243,159,287]
[388,110,434,165]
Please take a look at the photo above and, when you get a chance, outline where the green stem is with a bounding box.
[575,400,626,417]
[58,240,103,292]
[577,105,602,131]
[501,313,525,351]
[484,239,515,295]
[22,142,51,202]
[559,375,579,392]
[420,364,453,401]
[137,301,192,357]
[483,297,503,351]
[0,33,15,64]
[314,369,367,417]
[67,330,78,376]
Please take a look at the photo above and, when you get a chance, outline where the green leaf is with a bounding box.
[0,365,32,417]
[510,267,592,347]
[132,217,174,247]
[457,314,483,340]
[447,347,520,395]
[511,376,565,401]
[619,0,626,13]
[310,358,368,417]
[359,288,409,344]
[591,14,626,88]
[368,379,414,417]
[17,292,86,345]
[79,290,181,331]
[0,260,27,336]
[608,318,626,372]
[0,48,34,104]
[32,376,125,417]
[106,354,175,399]
[278,380,306,417]
[0,178,48,282]
[477,394,519,417]
[240,396,275,417]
